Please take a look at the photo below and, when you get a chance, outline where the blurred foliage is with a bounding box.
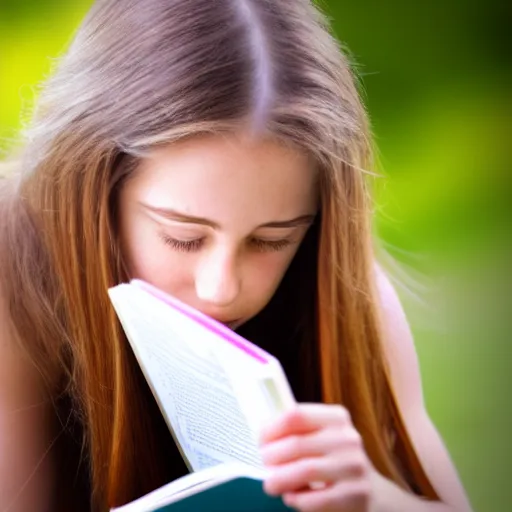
[0,1,510,510]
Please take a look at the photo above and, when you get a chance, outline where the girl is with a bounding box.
[0,0,472,511]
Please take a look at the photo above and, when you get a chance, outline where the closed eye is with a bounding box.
[160,233,204,252]
[249,238,293,252]
[160,233,294,253]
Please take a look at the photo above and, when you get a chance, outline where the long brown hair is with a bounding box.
[0,0,438,509]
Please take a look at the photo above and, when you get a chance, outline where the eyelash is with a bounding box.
[159,234,293,253]
[160,234,204,252]
[249,238,293,252]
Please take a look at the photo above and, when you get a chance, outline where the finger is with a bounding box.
[264,453,367,496]
[282,480,371,512]
[261,427,362,466]
[260,404,350,444]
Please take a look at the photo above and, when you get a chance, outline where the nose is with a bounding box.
[195,246,241,308]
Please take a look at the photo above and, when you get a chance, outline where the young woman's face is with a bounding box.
[119,134,317,329]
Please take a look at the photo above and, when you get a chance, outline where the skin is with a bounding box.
[118,133,473,512]
[259,267,474,512]
[118,133,318,328]
[0,289,56,511]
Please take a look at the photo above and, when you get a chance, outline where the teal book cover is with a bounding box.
[153,477,293,512]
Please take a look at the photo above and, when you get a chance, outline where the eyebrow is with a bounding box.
[141,204,316,229]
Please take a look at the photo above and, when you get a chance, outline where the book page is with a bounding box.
[130,279,296,434]
[150,327,263,469]
[109,285,276,472]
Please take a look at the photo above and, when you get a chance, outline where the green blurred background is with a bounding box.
[0,1,510,510]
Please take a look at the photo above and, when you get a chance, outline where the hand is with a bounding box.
[259,403,378,512]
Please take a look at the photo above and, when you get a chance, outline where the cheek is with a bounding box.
[120,215,190,290]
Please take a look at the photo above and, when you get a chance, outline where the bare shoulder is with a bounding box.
[0,281,56,511]
[373,262,416,348]
[373,262,425,412]
[373,262,412,332]
[373,263,473,510]
[0,276,43,404]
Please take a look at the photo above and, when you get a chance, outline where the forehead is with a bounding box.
[129,134,318,225]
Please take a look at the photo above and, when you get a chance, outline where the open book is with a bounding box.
[108,279,296,512]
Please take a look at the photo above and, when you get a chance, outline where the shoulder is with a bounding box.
[372,267,474,510]
[373,262,425,412]
[373,262,414,346]
[0,274,50,415]
[0,279,57,511]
